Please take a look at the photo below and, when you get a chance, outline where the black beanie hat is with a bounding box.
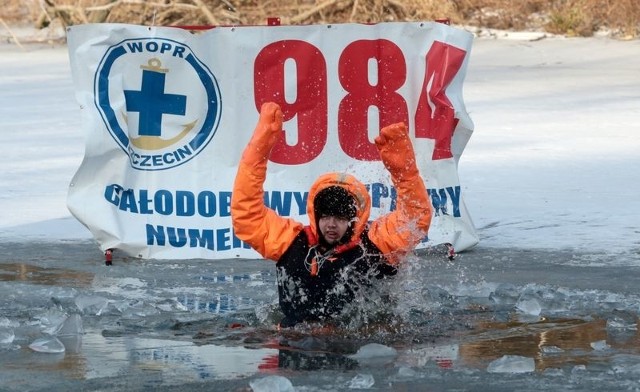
[313,186,357,221]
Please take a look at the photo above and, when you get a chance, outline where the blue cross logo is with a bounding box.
[124,59,187,137]
[95,38,221,171]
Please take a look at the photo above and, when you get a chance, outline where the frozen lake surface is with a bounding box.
[1,242,640,391]
[1,29,640,391]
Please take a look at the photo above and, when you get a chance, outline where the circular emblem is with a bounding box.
[94,38,221,171]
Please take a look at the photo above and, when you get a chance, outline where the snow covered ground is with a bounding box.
[1,31,639,261]
[461,35,640,258]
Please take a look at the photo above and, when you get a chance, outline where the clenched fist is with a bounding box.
[374,122,419,180]
[243,102,283,163]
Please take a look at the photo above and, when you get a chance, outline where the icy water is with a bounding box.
[1,242,640,391]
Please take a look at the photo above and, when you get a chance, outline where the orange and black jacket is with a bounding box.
[231,102,432,326]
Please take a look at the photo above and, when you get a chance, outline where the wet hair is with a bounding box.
[313,186,357,221]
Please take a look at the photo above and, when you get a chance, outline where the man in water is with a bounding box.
[231,102,431,327]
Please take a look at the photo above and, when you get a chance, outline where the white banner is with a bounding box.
[67,22,478,259]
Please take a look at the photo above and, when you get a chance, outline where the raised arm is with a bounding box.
[230,102,303,260]
[368,122,432,263]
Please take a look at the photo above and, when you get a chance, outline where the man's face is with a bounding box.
[318,216,350,245]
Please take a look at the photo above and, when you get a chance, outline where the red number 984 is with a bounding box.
[254,39,466,164]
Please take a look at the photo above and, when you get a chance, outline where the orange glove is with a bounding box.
[374,122,419,181]
[241,102,283,165]
[369,122,431,262]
